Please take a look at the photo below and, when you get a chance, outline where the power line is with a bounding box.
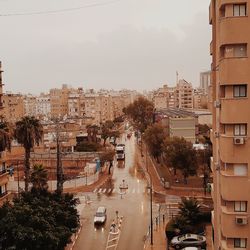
[0,0,122,17]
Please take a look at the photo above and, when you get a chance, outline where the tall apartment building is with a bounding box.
[200,71,211,94]
[210,1,250,249]
[24,94,37,117]
[193,88,208,110]
[176,79,193,109]
[0,62,10,206]
[50,84,70,119]
[168,87,177,109]
[36,94,51,120]
[2,93,25,123]
[68,88,84,118]
[153,84,169,110]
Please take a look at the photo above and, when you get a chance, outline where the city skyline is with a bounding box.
[0,0,210,94]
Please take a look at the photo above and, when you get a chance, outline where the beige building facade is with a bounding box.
[0,62,11,206]
[210,1,250,249]
[2,93,25,124]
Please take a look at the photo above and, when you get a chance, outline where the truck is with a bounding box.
[116,145,125,160]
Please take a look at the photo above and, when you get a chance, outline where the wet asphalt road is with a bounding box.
[73,134,151,250]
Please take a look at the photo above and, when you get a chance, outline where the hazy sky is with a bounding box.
[0,0,211,94]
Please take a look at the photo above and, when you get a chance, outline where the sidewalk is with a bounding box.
[64,168,111,194]
[144,223,167,250]
[135,143,211,198]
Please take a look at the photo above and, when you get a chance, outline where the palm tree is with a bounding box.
[30,164,48,191]
[0,121,12,152]
[14,116,43,192]
[178,197,201,225]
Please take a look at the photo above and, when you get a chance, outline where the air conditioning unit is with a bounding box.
[214,100,221,108]
[234,137,245,145]
[235,216,248,225]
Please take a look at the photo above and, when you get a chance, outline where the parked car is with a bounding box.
[94,206,107,225]
[170,234,206,249]
[117,143,125,150]
[181,247,202,250]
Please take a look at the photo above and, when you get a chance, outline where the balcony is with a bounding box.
[210,129,214,144]
[220,171,250,200]
[219,57,250,84]
[221,205,250,238]
[219,0,243,6]
[210,156,214,172]
[211,183,214,201]
[0,191,11,206]
[219,16,249,45]
[219,134,249,163]
[220,98,248,124]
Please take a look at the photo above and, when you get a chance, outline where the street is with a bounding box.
[73,134,152,250]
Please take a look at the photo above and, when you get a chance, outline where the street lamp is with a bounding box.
[144,143,153,245]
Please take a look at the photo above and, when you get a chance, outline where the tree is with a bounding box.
[100,122,112,146]
[99,149,115,174]
[144,123,167,162]
[100,121,120,146]
[123,97,154,134]
[14,116,43,192]
[178,197,201,225]
[197,146,212,194]
[0,121,12,152]
[87,125,99,143]
[0,191,80,250]
[30,164,48,192]
[163,137,198,183]
[109,130,120,145]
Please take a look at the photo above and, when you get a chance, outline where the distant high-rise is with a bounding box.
[210,0,250,249]
[200,71,211,94]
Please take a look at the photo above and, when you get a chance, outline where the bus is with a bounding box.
[116,144,125,160]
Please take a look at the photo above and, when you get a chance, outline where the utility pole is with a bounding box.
[145,143,153,245]
[54,119,64,193]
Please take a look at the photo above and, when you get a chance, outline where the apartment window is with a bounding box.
[234,44,247,57]
[235,201,247,212]
[233,4,247,17]
[234,238,247,248]
[234,164,248,176]
[234,85,247,97]
[234,124,247,136]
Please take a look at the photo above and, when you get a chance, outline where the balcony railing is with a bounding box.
[0,191,8,198]
[0,169,6,175]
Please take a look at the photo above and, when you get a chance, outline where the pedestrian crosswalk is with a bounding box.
[93,187,150,195]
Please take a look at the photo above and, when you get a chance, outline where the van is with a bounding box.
[94,206,107,225]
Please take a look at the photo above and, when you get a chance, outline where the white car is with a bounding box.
[171,234,206,249]
[181,247,201,250]
[94,206,107,225]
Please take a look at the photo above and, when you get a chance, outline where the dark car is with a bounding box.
[170,234,206,249]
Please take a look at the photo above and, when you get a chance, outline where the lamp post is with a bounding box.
[145,143,153,245]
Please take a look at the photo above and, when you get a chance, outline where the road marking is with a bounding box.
[98,188,102,193]
[102,188,106,193]
[112,188,116,193]
[108,188,112,193]
[93,188,97,193]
